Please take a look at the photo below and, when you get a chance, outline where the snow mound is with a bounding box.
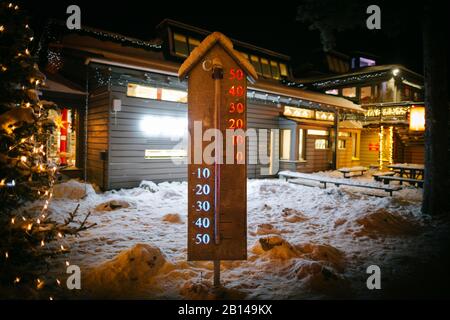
[139,180,159,193]
[297,243,345,272]
[282,208,309,223]
[53,180,96,200]
[180,281,246,300]
[255,223,281,235]
[94,199,132,212]
[295,261,351,297]
[162,213,183,224]
[84,244,168,297]
[355,209,421,238]
[252,236,300,259]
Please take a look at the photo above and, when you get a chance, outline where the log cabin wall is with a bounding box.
[359,128,380,167]
[404,145,425,164]
[87,86,110,190]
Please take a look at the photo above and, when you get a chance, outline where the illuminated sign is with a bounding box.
[365,106,409,118]
[283,106,334,121]
[369,143,380,151]
[179,32,257,262]
[283,106,314,119]
[315,111,335,121]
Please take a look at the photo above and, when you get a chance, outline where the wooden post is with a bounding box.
[332,110,339,169]
[213,260,220,287]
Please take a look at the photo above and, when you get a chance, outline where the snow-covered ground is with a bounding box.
[34,170,450,299]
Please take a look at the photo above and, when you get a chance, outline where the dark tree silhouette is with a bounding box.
[297,0,449,215]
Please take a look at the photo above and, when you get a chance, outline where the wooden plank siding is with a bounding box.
[87,87,110,190]
[247,101,281,178]
[336,129,361,169]
[336,136,353,169]
[107,85,188,189]
[360,128,380,167]
[404,145,425,164]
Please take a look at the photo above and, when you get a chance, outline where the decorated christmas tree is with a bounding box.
[0,2,93,298]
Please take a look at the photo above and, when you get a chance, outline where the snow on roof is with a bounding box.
[178,32,258,81]
[339,120,363,129]
[250,80,365,113]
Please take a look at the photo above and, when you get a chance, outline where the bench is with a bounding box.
[376,175,424,188]
[338,166,368,178]
[372,171,396,182]
[278,171,402,196]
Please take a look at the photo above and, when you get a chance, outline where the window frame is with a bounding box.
[298,128,307,161]
[280,129,291,160]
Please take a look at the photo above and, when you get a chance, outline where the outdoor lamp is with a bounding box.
[409,105,425,131]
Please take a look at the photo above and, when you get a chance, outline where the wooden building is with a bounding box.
[297,54,425,169]
[40,20,363,190]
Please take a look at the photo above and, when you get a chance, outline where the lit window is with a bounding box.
[342,87,356,98]
[188,37,200,52]
[160,88,188,103]
[279,63,288,77]
[325,89,339,95]
[260,58,271,78]
[127,83,157,99]
[173,33,188,57]
[127,84,187,103]
[280,129,291,160]
[360,86,372,103]
[338,139,346,149]
[359,57,376,67]
[270,61,280,80]
[145,149,187,159]
[250,55,262,75]
[315,139,329,149]
[298,128,306,161]
[338,131,351,137]
[307,129,328,136]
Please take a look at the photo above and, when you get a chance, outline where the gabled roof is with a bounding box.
[297,64,423,85]
[178,32,258,82]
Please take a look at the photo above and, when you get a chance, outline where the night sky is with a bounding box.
[23,0,427,75]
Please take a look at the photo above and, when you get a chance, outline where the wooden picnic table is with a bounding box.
[338,166,368,178]
[387,163,424,179]
[279,171,401,196]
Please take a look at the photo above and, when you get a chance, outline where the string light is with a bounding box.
[20,156,27,162]
[56,279,61,286]
[0,25,5,32]
[5,252,9,259]
[36,278,44,289]
[11,217,15,224]
[379,126,384,169]
[14,277,21,284]
[40,240,45,247]
[65,261,70,267]
[389,126,394,165]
